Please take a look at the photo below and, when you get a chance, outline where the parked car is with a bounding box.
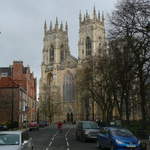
[0,130,33,150]
[0,124,7,131]
[75,121,100,142]
[97,127,141,150]
[39,121,48,128]
[28,122,39,131]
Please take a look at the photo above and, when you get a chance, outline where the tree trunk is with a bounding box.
[139,70,146,127]
[125,91,130,124]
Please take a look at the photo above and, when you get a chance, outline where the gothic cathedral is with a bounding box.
[39,7,106,122]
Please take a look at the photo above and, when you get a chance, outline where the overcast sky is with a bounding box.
[0,0,117,91]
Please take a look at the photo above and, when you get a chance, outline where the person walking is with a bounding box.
[56,121,63,133]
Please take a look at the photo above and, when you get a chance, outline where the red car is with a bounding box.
[28,121,39,131]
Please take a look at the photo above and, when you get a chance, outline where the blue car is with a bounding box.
[97,127,141,150]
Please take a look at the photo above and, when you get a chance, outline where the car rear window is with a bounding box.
[83,122,99,129]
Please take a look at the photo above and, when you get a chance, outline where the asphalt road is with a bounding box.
[29,125,98,150]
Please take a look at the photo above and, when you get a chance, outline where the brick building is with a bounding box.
[0,77,27,128]
[0,61,37,123]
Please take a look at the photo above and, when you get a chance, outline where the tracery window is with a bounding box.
[60,44,65,62]
[50,45,54,62]
[47,72,52,86]
[86,37,92,56]
[63,73,75,101]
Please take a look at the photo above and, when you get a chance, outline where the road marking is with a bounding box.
[49,141,52,146]
[46,126,72,150]
[65,128,71,137]
[65,128,72,150]
[46,130,58,150]
[66,141,69,147]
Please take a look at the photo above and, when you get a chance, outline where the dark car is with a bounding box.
[0,125,7,131]
[75,121,100,142]
[28,122,39,131]
[39,121,48,128]
[97,127,141,150]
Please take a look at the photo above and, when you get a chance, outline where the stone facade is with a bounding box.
[39,7,106,122]
[78,8,106,60]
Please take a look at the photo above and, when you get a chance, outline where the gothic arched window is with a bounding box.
[60,44,65,62]
[86,37,92,56]
[50,45,54,62]
[47,72,52,86]
[63,73,75,101]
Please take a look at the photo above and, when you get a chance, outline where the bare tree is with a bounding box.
[76,62,93,120]
[108,0,150,124]
[77,53,116,121]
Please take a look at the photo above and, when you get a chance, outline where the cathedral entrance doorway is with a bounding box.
[66,112,73,123]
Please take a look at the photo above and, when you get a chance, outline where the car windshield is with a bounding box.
[0,134,20,145]
[111,129,134,137]
[83,122,99,129]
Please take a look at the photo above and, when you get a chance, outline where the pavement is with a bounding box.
[29,124,98,150]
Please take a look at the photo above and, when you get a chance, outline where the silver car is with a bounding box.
[75,121,100,142]
[0,130,33,150]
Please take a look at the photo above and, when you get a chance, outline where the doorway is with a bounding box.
[66,112,73,123]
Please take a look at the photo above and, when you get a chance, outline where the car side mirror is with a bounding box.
[22,140,28,145]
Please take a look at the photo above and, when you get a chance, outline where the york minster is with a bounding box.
[39,7,106,122]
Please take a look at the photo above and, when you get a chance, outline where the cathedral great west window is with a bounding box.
[63,73,75,101]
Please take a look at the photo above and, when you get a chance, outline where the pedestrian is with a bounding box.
[56,121,63,133]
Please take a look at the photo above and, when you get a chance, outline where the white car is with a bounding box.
[0,130,33,150]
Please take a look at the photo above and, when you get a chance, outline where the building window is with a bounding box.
[1,72,8,77]
[60,44,65,62]
[47,73,52,86]
[86,37,92,56]
[50,45,54,62]
[63,73,75,101]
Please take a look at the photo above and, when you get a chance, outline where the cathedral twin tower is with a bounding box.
[40,7,106,122]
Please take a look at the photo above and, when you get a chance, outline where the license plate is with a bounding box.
[127,145,136,148]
